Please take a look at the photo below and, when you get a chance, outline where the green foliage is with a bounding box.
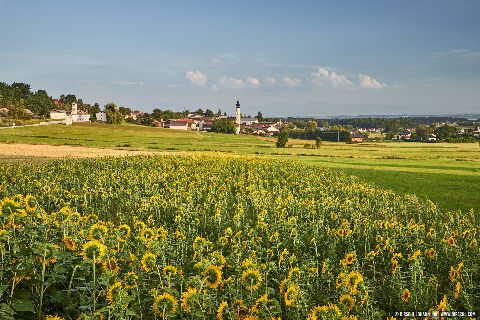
[435,124,457,140]
[257,111,263,122]
[104,103,124,125]
[0,156,479,318]
[211,119,235,134]
[315,137,322,148]
[276,131,289,148]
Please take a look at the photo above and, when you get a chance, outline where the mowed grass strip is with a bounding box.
[0,122,478,212]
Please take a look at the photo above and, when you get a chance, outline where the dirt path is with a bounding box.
[0,142,154,160]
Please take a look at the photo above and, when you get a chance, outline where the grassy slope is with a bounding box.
[0,122,478,212]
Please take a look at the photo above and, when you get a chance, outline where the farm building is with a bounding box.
[50,110,67,120]
[96,112,107,122]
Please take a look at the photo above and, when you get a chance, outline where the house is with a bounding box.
[96,112,107,122]
[351,133,364,142]
[72,113,90,122]
[50,110,68,120]
[428,134,437,141]
[241,117,258,125]
[169,119,193,130]
[200,121,213,131]
[266,125,280,136]
[399,130,412,140]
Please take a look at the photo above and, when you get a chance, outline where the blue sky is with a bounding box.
[1,1,479,116]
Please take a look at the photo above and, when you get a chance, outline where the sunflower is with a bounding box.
[438,295,447,311]
[210,251,227,268]
[217,301,228,320]
[232,299,247,316]
[391,258,398,274]
[344,271,363,294]
[81,240,107,262]
[12,194,23,207]
[287,267,301,280]
[163,265,178,277]
[339,294,355,311]
[141,227,156,242]
[117,224,131,241]
[284,284,299,307]
[447,236,456,247]
[0,198,15,216]
[401,289,411,303]
[454,281,461,299]
[45,316,64,320]
[123,272,138,289]
[202,265,222,289]
[63,235,76,252]
[322,261,328,274]
[251,294,269,313]
[408,250,421,261]
[141,252,157,272]
[102,257,120,273]
[337,228,345,237]
[181,287,199,314]
[106,282,124,305]
[449,266,456,282]
[153,292,178,316]
[307,304,342,320]
[425,248,436,260]
[88,223,108,240]
[242,268,263,291]
[24,195,38,212]
[341,252,355,266]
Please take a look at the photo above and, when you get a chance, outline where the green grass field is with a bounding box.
[0,122,479,212]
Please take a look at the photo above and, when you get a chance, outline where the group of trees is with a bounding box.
[0,82,55,119]
[0,82,105,120]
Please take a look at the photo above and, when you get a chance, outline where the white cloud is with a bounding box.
[217,76,245,89]
[185,70,208,86]
[311,67,353,88]
[211,84,219,90]
[358,74,386,89]
[246,76,260,87]
[435,48,480,59]
[283,76,302,87]
[266,77,277,84]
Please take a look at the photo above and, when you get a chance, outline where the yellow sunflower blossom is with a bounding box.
[242,268,263,291]
[153,292,178,316]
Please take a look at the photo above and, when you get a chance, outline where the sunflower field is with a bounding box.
[0,155,478,319]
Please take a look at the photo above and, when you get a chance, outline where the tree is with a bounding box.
[211,119,235,134]
[315,137,322,148]
[204,109,215,118]
[61,94,77,109]
[28,90,55,117]
[306,120,317,132]
[104,102,124,124]
[217,109,222,116]
[256,111,263,122]
[11,82,32,101]
[118,106,132,116]
[414,125,433,140]
[194,108,204,115]
[276,131,289,148]
[435,124,457,140]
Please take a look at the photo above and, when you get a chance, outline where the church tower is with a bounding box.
[71,102,78,115]
[235,100,241,135]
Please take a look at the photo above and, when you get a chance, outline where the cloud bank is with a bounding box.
[185,70,207,86]
[358,74,386,89]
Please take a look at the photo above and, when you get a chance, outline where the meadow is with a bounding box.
[0,122,478,213]
[0,155,478,319]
